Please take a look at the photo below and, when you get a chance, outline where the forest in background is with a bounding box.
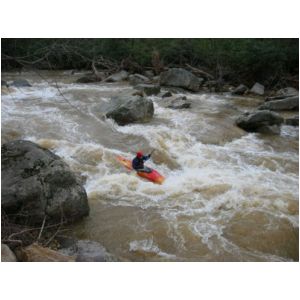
[1,38,299,88]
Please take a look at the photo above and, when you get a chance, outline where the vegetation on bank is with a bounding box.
[2,38,299,88]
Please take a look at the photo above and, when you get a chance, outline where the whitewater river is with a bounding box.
[1,71,299,261]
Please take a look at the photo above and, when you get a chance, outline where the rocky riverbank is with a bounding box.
[1,140,116,262]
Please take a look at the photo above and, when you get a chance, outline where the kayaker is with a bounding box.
[132,151,152,173]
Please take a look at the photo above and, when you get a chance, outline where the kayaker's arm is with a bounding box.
[143,155,150,161]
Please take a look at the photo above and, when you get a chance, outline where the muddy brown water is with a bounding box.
[1,71,299,261]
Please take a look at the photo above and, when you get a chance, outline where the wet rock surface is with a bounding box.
[11,79,32,87]
[134,84,161,96]
[258,96,299,111]
[236,110,284,132]
[1,140,89,224]
[160,68,202,92]
[58,238,114,262]
[106,94,154,125]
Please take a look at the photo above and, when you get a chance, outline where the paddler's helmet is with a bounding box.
[137,151,143,158]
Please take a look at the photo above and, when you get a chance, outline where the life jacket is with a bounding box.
[132,155,149,170]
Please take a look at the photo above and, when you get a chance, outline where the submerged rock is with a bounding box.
[258,96,299,111]
[159,68,202,92]
[1,140,89,224]
[1,244,17,262]
[235,110,284,132]
[11,79,32,87]
[250,82,264,95]
[106,94,154,125]
[134,84,161,96]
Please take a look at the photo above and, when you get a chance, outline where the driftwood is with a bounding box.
[185,63,214,80]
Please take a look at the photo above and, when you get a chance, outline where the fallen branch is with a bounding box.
[185,63,214,79]
[37,216,47,241]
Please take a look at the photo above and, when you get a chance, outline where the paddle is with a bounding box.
[149,149,155,157]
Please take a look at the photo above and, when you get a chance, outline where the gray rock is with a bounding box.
[1,140,89,224]
[165,96,191,109]
[235,110,284,132]
[258,96,298,111]
[11,79,32,87]
[250,82,265,95]
[160,68,201,92]
[144,70,155,78]
[232,84,248,95]
[285,115,299,126]
[276,87,298,97]
[162,91,172,98]
[105,70,128,82]
[106,94,154,125]
[59,239,113,262]
[1,244,17,262]
[129,74,150,86]
[134,84,161,96]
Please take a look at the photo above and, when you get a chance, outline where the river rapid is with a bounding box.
[1,71,299,261]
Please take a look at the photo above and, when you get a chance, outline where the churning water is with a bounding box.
[1,71,298,261]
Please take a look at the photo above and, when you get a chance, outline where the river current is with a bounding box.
[1,71,298,261]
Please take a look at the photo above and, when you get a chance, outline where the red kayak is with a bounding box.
[116,155,165,184]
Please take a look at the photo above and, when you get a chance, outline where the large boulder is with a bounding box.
[250,82,265,95]
[105,70,128,82]
[235,110,284,132]
[11,79,32,87]
[1,140,89,224]
[106,94,154,125]
[1,244,17,262]
[258,96,299,111]
[134,84,161,96]
[129,74,150,86]
[159,68,202,92]
[232,84,248,95]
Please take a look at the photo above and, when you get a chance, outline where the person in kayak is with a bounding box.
[132,151,152,173]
